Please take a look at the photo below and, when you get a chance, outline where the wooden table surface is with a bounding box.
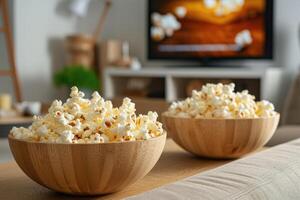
[0,116,33,125]
[0,139,232,200]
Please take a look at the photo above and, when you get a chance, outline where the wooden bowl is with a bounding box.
[162,113,279,159]
[8,133,166,195]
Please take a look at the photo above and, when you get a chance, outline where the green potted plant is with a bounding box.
[53,65,100,97]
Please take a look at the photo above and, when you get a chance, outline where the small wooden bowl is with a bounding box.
[162,113,279,159]
[8,133,166,195]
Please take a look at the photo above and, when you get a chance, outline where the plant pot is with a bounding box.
[65,34,96,69]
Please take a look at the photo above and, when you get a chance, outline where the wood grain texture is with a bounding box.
[1,139,240,199]
[8,133,166,195]
[162,113,279,158]
[65,34,95,68]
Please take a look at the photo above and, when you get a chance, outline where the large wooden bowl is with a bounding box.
[8,133,166,195]
[162,113,279,159]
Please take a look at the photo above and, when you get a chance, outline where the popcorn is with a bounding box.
[151,12,162,27]
[175,6,187,18]
[204,0,217,8]
[36,125,48,136]
[167,83,277,119]
[11,127,34,140]
[59,130,74,143]
[221,0,243,11]
[215,6,226,16]
[151,12,181,41]
[10,87,164,143]
[235,29,253,48]
[256,100,275,117]
[160,13,181,33]
[203,0,245,16]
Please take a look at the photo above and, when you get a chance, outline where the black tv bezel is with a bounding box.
[147,0,274,61]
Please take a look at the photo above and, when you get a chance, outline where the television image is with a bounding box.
[148,0,273,60]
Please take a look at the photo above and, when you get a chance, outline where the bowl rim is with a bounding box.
[162,112,280,121]
[8,131,167,145]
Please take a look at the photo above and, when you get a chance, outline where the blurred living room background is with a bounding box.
[1,0,300,162]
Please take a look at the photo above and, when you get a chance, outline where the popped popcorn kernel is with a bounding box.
[203,0,245,16]
[10,87,165,143]
[167,83,277,119]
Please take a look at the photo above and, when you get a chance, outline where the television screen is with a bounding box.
[148,0,273,60]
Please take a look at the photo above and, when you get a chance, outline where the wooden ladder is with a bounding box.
[0,0,21,102]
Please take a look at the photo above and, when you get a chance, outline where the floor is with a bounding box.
[0,138,12,163]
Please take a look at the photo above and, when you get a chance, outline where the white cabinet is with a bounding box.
[103,67,282,108]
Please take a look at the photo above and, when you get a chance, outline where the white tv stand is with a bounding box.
[103,66,282,108]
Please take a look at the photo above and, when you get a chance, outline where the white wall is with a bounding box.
[13,0,76,101]
[9,0,300,106]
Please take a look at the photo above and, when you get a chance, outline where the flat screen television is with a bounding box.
[148,0,273,61]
